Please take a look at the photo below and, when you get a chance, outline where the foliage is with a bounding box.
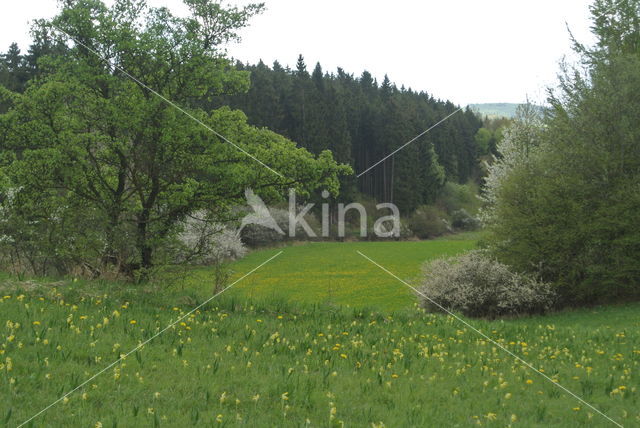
[0,0,350,279]
[451,209,481,231]
[207,60,482,212]
[478,104,543,226]
[436,181,482,215]
[174,212,246,265]
[406,206,451,239]
[419,250,556,318]
[484,0,640,304]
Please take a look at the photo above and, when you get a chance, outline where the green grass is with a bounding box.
[186,238,476,312]
[0,290,638,427]
[0,237,638,427]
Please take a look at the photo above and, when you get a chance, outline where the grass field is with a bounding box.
[1,237,639,427]
[186,237,478,312]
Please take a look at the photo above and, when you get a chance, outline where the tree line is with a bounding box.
[205,57,484,212]
[2,48,485,215]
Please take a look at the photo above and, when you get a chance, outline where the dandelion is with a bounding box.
[526,379,533,384]
[216,414,223,423]
[129,320,137,325]
[33,321,41,326]
[62,396,70,405]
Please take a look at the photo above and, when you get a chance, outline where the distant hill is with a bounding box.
[468,103,522,118]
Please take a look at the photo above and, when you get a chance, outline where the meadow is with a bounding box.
[1,237,638,427]
[185,237,478,312]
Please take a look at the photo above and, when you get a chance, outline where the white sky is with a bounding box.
[0,0,596,106]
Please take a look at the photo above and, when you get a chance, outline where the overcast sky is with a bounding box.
[0,0,596,106]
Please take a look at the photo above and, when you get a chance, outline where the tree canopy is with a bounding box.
[484,0,640,304]
[0,0,350,278]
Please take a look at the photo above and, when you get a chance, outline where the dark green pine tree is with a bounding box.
[199,58,484,212]
[284,55,310,147]
[305,62,331,154]
[0,43,28,93]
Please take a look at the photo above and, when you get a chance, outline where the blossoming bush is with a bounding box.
[419,250,556,318]
[175,213,246,265]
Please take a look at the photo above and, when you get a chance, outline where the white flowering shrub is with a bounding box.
[175,212,246,265]
[419,250,556,318]
[479,104,543,225]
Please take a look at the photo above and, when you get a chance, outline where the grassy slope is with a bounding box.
[187,239,476,312]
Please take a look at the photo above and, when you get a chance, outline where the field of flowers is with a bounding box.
[1,280,638,427]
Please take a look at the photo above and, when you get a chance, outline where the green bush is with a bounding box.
[437,181,481,214]
[419,250,556,318]
[451,209,481,231]
[407,206,450,239]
